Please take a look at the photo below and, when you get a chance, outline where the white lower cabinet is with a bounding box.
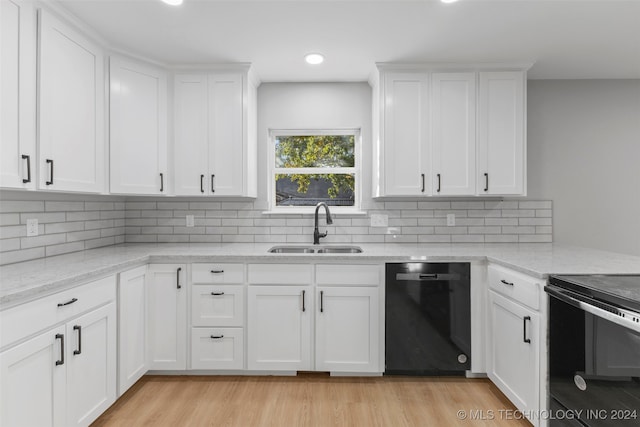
[0,278,116,427]
[315,286,379,373]
[191,327,243,370]
[247,285,311,371]
[117,266,148,395]
[147,264,187,370]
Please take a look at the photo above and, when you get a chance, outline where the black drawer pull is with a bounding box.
[177,267,182,289]
[421,173,425,193]
[22,154,31,183]
[200,174,205,193]
[210,270,224,274]
[302,290,306,312]
[320,290,324,313]
[211,174,215,193]
[55,333,64,366]
[523,316,531,344]
[57,298,78,307]
[484,173,489,192]
[160,173,164,192]
[210,335,224,339]
[500,279,514,286]
[73,325,82,355]
[437,173,441,193]
[211,292,225,296]
[46,159,54,185]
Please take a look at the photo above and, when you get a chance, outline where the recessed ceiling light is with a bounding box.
[161,0,183,6]
[441,0,459,3]
[305,53,325,65]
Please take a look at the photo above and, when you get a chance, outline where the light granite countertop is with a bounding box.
[1,243,640,308]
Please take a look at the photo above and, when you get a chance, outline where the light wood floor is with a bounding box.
[93,374,531,427]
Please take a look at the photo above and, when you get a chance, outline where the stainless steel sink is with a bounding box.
[267,245,363,254]
[316,246,363,254]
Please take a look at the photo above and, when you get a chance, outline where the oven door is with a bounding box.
[546,285,640,426]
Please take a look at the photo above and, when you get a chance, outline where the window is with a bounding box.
[269,129,360,211]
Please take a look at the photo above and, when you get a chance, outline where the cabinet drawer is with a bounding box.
[248,264,312,285]
[316,264,381,286]
[1,275,116,349]
[191,285,244,327]
[191,327,243,370]
[192,263,244,284]
[488,265,541,310]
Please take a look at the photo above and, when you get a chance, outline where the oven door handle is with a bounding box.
[545,285,640,334]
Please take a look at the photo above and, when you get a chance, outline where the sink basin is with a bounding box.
[267,246,315,254]
[316,246,363,254]
[267,245,363,254]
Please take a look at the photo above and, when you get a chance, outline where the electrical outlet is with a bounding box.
[446,213,456,227]
[26,219,39,237]
[186,215,195,227]
[370,214,388,227]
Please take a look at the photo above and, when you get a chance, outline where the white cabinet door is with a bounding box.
[66,303,116,427]
[315,287,380,373]
[174,74,209,196]
[147,264,187,370]
[431,73,476,196]
[208,73,244,196]
[383,72,430,196]
[38,10,104,193]
[488,290,539,416]
[118,266,148,395]
[110,56,167,195]
[0,0,36,189]
[247,286,311,371]
[0,326,66,427]
[477,71,525,195]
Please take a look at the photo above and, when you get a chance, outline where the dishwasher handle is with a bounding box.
[395,273,460,281]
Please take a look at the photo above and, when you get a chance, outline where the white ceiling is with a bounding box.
[57,0,640,82]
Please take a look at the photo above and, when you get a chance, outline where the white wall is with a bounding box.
[255,82,373,210]
[527,80,640,256]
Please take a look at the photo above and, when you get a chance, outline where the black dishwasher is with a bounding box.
[385,262,471,375]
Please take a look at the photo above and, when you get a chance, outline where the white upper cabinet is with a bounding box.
[0,0,36,189]
[174,69,257,197]
[477,71,526,196]
[380,71,430,196]
[38,9,105,193]
[431,72,476,196]
[109,56,167,195]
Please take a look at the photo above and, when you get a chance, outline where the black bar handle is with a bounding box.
[500,279,514,286]
[73,325,82,355]
[437,173,441,193]
[211,174,215,193]
[57,298,78,307]
[523,316,531,343]
[160,173,164,192]
[176,267,182,289]
[419,274,439,280]
[211,292,225,296]
[22,155,31,183]
[55,333,64,366]
[421,173,425,193]
[484,173,489,192]
[302,290,306,312]
[320,290,324,313]
[200,174,205,193]
[210,270,224,274]
[46,159,54,185]
[210,335,224,339]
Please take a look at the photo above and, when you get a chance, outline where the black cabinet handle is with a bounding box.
[211,174,215,193]
[46,159,54,185]
[176,267,182,289]
[200,174,205,193]
[211,292,225,296]
[73,325,82,355]
[484,173,489,192]
[437,173,441,193]
[320,290,324,313]
[301,290,306,312]
[421,173,425,193]
[55,333,64,366]
[160,173,164,192]
[523,316,531,343]
[210,270,224,274]
[210,335,224,339]
[500,279,514,286]
[22,155,31,183]
[57,298,78,307]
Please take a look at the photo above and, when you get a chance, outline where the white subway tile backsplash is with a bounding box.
[0,200,44,213]
[45,201,85,212]
[0,213,20,226]
[21,233,66,249]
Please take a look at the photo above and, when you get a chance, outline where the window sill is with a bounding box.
[261,208,367,216]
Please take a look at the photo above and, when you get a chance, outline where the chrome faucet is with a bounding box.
[313,202,333,244]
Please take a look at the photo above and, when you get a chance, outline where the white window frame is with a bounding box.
[267,129,362,214]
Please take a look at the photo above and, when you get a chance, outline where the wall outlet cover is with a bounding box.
[370,214,388,227]
[26,219,39,237]
[446,213,456,227]
[186,215,195,227]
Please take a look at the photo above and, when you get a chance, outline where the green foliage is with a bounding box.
[275,135,355,198]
